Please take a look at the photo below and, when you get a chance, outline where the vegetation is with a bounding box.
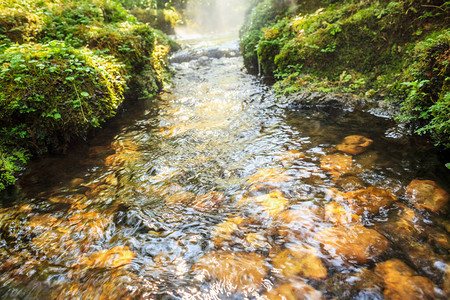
[240,0,450,147]
[0,0,178,190]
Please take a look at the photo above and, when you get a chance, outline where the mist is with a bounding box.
[183,0,251,34]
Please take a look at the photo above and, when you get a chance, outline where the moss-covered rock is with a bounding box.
[241,0,450,148]
[0,41,126,152]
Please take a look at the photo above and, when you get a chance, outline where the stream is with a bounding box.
[1,34,449,299]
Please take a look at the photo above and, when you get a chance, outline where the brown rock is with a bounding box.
[320,153,354,178]
[444,266,450,299]
[375,259,436,300]
[324,202,361,225]
[247,168,290,184]
[192,251,268,292]
[277,207,323,241]
[80,246,135,269]
[272,245,327,280]
[336,135,373,155]
[327,187,397,215]
[265,280,325,300]
[192,191,226,211]
[315,224,389,263]
[165,191,196,204]
[210,216,245,248]
[405,179,449,213]
[334,176,365,191]
[277,150,306,163]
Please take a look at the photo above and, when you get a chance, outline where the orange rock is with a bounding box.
[81,246,135,269]
[253,191,289,216]
[320,153,354,178]
[210,216,245,248]
[192,251,268,292]
[336,135,373,155]
[165,191,196,204]
[324,202,361,224]
[277,207,323,241]
[315,224,389,263]
[247,168,290,184]
[277,149,306,163]
[272,245,327,280]
[327,187,397,215]
[192,191,226,211]
[375,259,436,300]
[265,280,325,300]
[334,176,365,191]
[405,179,449,213]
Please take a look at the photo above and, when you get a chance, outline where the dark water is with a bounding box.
[1,36,449,299]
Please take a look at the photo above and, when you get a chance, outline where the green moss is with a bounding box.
[0,41,126,149]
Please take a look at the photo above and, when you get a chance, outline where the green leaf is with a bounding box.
[446,163,450,169]
[80,92,90,97]
[53,113,61,119]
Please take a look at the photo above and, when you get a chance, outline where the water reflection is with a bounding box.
[0,37,449,299]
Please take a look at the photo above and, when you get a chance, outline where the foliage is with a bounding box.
[241,0,450,147]
[0,41,126,152]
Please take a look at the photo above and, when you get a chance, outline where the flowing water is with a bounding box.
[1,35,449,299]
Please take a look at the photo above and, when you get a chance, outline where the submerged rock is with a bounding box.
[375,259,436,300]
[314,224,389,264]
[271,244,327,280]
[324,202,360,225]
[192,191,226,211]
[277,207,323,241]
[277,149,306,164]
[320,153,354,178]
[321,268,384,300]
[210,216,245,248]
[336,135,373,155]
[79,246,135,269]
[265,280,325,300]
[192,251,268,293]
[405,179,449,213]
[165,191,196,204]
[327,186,397,215]
[246,168,290,184]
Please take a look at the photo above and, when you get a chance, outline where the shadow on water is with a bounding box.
[0,34,449,299]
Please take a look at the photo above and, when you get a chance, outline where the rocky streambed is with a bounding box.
[0,37,449,299]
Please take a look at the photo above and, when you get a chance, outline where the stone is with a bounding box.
[327,186,397,215]
[80,246,135,269]
[277,207,323,241]
[320,153,354,178]
[210,216,245,248]
[322,269,384,299]
[336,135,373,155]
[165,191,196,204]
[314,224,389,264]
[375,259,436,300]
[334,176,365,191]
[277,149,306,163]
[265,280,325,300]
[444,266,450,299]
[192,251,268,293]
[324,201,360,225]
[192,191,226,211]
[253,191,289,216]
[405,179,449,213]
[246,168,290,184]
[272,245,327,280]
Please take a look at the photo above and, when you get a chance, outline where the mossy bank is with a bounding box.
[0,0,178,190]
[240,0,449,149]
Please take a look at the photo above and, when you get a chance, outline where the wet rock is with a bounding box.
[246,168,290,185]
[324,202,360,225]
[334,176,365,191]
[265,280,325,300]
[192,191,226,211]
[336,135,373,155]
[239,191,289,217]
[69,178,85,189]
[375,259,436,300]
[444,266,450,298]
[405,179,449,213]
[79,246,135,269]
[327,186,397,215]
[210,216,245,248]
[354,151,378,170]
[148,183,183,197]
[277,150,306,164]
[321,269,384,300]
[244,233,268,249]
[192,250,269,293]
[314,224,389,264]
[165,191,196,204]
[320,153,354,178]
[277,207,323,241]
[271,244,327,280]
